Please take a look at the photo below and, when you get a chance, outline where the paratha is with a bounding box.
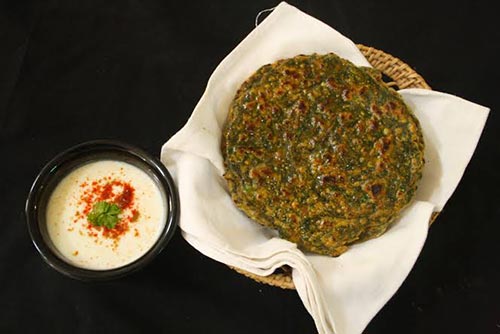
[222,53,425,256]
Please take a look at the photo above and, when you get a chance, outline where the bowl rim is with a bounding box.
[25,139,179,281]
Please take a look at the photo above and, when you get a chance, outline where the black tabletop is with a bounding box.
[1,1,498,333]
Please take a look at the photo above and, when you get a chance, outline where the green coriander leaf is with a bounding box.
[87,201,121,229]
[107,204,121,215]
[87,211,98,224]
[100,214,117,229]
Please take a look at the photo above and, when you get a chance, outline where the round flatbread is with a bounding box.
[222,53,425,256]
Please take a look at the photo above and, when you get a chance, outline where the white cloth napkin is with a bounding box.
[160,3,489,333]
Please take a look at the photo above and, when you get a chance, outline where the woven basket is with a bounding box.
[231,45,435,290]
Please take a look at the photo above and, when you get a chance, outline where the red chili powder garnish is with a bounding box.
[74,177,140,243]
[115,184,134,209]
[131,209,140,222]
[100,183,114,200]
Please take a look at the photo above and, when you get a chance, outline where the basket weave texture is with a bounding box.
[231,45,433,290]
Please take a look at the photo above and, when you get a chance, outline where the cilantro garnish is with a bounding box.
[87,201,121,229]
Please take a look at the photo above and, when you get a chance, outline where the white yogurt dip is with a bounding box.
[46,160,167,270]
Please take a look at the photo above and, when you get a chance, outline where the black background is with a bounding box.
[1,0,499,333]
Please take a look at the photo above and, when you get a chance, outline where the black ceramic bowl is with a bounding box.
[25,140,179,281]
